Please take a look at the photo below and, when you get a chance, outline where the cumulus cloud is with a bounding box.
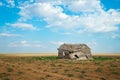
[63,0,102,13]
[0,33,22,37]
[7,22,37,30]
[19,3,82,30]
[9,40,42,47]
[18,0,120,33]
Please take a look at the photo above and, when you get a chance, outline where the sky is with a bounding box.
[0,0,120,53]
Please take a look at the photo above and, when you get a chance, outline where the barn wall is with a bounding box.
[58,44,93,60]
[58,49,64,58]
[69,52,88,60]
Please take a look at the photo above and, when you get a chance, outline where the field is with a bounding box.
[0,54,120,80]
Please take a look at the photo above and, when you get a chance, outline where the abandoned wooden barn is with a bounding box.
[58,43,93,60]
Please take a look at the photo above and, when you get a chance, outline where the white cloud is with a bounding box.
[64,0,102,13]
[30,0,34,3]
[51,41,64,46]
[7,22,37,30]
[18,3,64,21]
[87,41,98,49]
[81,10,120,32]
[18,0,120,33]
[35,0,61,3]
[89,41,97,45]
[0,33,22,37]
[6,0,15,7]
[111,33,120,39]
[93,41,97,45]
[19,3,82,30]
[61,32,72,35]
[0,2,3,6]
[9,40,43,48]
[9,40,30,47]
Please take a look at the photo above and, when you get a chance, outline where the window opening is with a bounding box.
[74,55,79,58]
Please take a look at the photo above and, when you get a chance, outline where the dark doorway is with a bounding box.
[85,55,88,59]
[74,55,79,58]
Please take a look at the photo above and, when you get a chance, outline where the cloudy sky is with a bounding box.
[0,0,120,53]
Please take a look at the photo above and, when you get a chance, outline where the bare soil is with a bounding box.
[0,54,120,80]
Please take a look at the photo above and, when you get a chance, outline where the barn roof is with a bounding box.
[58,43,90,52]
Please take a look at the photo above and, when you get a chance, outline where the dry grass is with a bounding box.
[0,53,120,80]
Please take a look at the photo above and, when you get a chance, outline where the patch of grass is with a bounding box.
[58,78,64,80]
[87,79,92,80]
[111,71,119,75]
[93,61,101,65]
[108,66,115,71]
[93,56,113,61]
[17,71,24,75]
[6,68,13,72]
[2,78,10,80]
[32,56,58,61]
[37,77,46,80]
[110,64,118,67]
[50,63,56,67]
[95,68,102,72]
[100,77,106,80]
[74,69,80,72]
[67,61,73,64]
[79,74,85,78]
[0,73,9,78]
[53,70,58,73]
[64,69,69,72]
[66,74,74,77]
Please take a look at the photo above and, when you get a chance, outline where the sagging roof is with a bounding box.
[58,43,90,52]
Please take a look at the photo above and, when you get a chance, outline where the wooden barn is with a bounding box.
[58,43,93,60]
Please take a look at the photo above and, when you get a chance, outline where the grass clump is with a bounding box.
[79,74,85,78]
[93,61,101,65]
[110,64,118,67]
[111,71,119,75]
[0,73,9,78]
[95,68,102,72]
[17,71,24,75]
[50,63,56,67]
[6,68,13,72]
[74,69,80,72]
[64,69,69,72]
[100,77,106,80]
[66,74,74,77]
[2,78,10,80]
[58,78,64,80]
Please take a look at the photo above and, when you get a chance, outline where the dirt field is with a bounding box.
[0,53,120,80]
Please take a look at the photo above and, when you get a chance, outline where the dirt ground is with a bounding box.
[0,54,120,80]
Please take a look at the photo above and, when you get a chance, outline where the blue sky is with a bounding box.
[0,0,120,53]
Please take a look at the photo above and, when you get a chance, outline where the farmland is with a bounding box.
[0,54,120,80]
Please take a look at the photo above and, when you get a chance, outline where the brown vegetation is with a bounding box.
[0,54,120,80]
